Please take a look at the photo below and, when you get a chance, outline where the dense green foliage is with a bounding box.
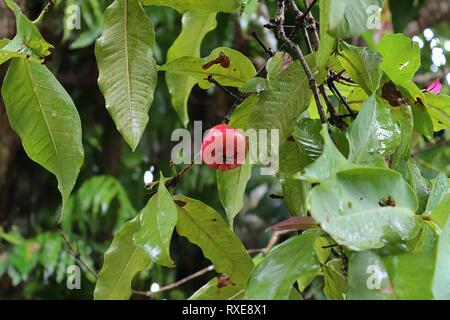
[1,0,450,300]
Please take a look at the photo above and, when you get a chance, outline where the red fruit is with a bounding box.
[201,124,247,171]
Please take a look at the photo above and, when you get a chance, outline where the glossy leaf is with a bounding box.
[317,0,336,70]
[347,251,394,300]
[327,0,384,39]
[391,105,414,169]
[95,0,157,150]
[309,167,419,250]
[323,259,347,300]
[347,96,401,165]
[94,217,151,300]
[433,197,450,299]
[217,163,252,225]
[4,0,53,59]
[278,141,309,216]
[293,118,324,165]
[229,94,259,130]
[1,58,84,213]
[165,11,217,127]
[245,232,319,300]
[133,175,177,267]
[383,249,435,300]
[139,0,242,13]
[403,159,431,214]
[159,47,256,89]
[303,125,352,183]
[248,55,319,157]
[426,173,449,213]
[424,93,450,131]
[378,34,421,84]
[0,38,42,66]
[338,42,383,95]
[173,196,254,298]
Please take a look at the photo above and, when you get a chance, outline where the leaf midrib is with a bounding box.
[23,61,65,192]
[123,0,135,146]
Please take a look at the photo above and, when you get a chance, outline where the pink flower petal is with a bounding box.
[427,79,443,94]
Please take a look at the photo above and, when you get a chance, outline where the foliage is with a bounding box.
[1,0,450,300]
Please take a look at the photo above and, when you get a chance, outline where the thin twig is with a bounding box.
[263,230,293,255]
[252,31,274,57]
[207,75,244,103]
[133,265,215,298]
[302,0,319,20]
[302,0,320,49]
[59,231,98,278]
[275,0,326,124]
[33,0,55,24]
[327,73,356,118]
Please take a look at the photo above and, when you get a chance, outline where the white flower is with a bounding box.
[144,166,155,185]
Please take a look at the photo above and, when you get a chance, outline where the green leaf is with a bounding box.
[159,47,256,89]
[245,232,319,300]
[94,217,151,300]
[278,141,309,216]
[424,93,450,131]
[95,0,157,150]
[38,233,62,275]
[323,259,347,300]
[433,199,450,299]
[240,77,268,94]
[403,159,431,214]
[347,96,401,165]
[165,10,217,127]
[430,194,450,230]
[303,125,352,183]
[139,0,242,13]
[309,167,419,250]
[391,105,414,169]
[378,34,421,84]
[217,163,252,225]
[248,55,319,155]
[293,118,324,165]
[426,173,448,213]
[189,276,244,300]
[229,94,259,130]
[0,38,43,66]
[347,251,394,300]
[4,0,53,59]
[133,175,177,267]
[9,240,40,280]
[317,0,336,70]
[338,42,383,95]
[327,0,384,39]
[1,58,84,213]
[383,248,435,300]
[399,80,434,137]
[173,196,254,298]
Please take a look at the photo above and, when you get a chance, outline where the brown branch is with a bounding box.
[207,75,244,103]
[133,265,215,298]
[252,31,274,57]
[275,0,326,124]
[59,231,98,279]
[33,0,55,24]
[133,230,293,298]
